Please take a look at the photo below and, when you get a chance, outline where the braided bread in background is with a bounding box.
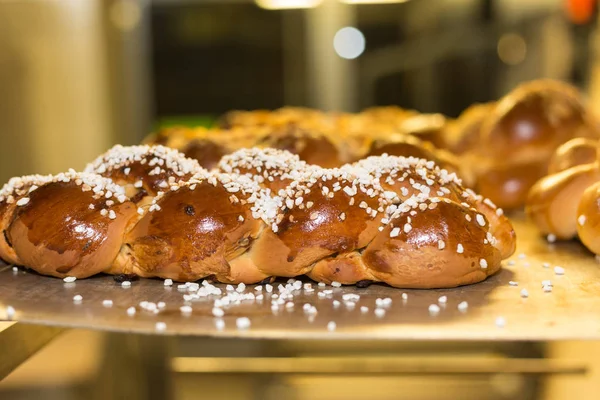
[145,80,600,210]
[145,106,464,179]
[0,145,515,288]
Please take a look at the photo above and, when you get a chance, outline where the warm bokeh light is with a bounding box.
[565,0,596,24]
[497,33,527,66]
[255,0,323,9]
[109,0,141,32]
[341,0,409,3]
[333,27,366,60]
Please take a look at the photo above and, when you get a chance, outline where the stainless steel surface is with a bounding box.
[171,356,586,375]
[93,333,173,400]
[0,324,65,381]
[1,218,600,340]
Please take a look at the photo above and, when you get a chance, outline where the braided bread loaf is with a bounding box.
[0,145,516,288]
[145,106,465,178]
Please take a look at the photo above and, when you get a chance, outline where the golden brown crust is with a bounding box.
[475,161,549,210]
[447,103,494,154]
[219,107,330,130]
[526,163,600,239]
[352,155,463,203]
[181,139,230,170]
[0,202,18,264]
[398,113,448,149]
[254,126,342,168]
[8,174,136,278]
[526,133,600,256]
[364,135,463,179]
[352,155,515,262]
[113,175,264,281]
[480,80,597,162]
[307,252,375,284]
[456,80,599,209]
[85,145,205,199]
[363,199,502,289]
[468,196,516,259]
[0,175,53,265]
[548,137,599,174]
[367,136,439,160]
[1,147,516,289]
[224,251,271,284]
[249,169,388,277]
[576,181,600,254]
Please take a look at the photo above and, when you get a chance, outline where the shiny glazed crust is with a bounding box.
[0,146,516,289]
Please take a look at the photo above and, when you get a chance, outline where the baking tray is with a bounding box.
[1,217,600,340]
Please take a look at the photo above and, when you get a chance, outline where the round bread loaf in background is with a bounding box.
[463,80,600,209]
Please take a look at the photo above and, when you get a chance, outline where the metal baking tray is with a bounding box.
[1,216,600,340]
